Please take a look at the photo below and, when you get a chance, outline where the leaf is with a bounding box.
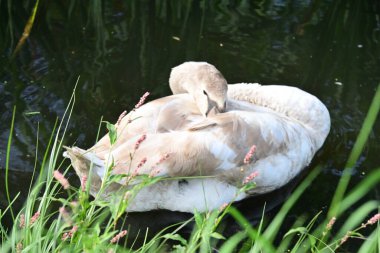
[12,0,40,57]
[162,234,188,246]
[357,229,379,253]
[283,227,307,238]
[241,182,256,192]
[172,244,186,253]
[90,200,109,208]
[335,200,379,239]
[349,231,365,239]
[24,111,40,116]
[106,122,117,145]
[210,232,226,240]
[194,210,203,229]
[307,234,316,248]
[219,232,246,253]
[108,174,128,183]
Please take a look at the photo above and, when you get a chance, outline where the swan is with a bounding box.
[64,62,330,213]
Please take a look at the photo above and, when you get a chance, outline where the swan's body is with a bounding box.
[64,62,330,213]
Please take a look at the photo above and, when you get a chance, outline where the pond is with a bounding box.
[1,0,379,250]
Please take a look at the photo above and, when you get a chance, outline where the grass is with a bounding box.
[0,84,379,252]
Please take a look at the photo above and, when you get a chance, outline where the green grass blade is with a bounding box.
[5,106,16,220]
[276,215,307,252]
[250,204,266,253]
[219,231,246,253]
[263,167,320,242]
[339,168,380,215]
[12,0,40,57]
[329,84,380,217]
[357,226,380,253]
[228,207,276,253]
[335,201,379,239]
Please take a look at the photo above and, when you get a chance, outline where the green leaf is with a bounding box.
[24,111,40,115]
[358,229,379,253]
[307,234,316,248]
[284,227,307,238]
[106,122,117,145]
[263,167,320,243]
[228,207,276,253]
[108,174,128,183]
[241,182,256,192]
[329,84,380,217]
[172,244,186,253]
[219,232,246,253]
[336,200,379,239]
[349,231,365,239]
[194,210,203,229]
[162,234,188,246]
[210,232,225,240]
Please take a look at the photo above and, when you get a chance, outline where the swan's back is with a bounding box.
[228,83,330,148]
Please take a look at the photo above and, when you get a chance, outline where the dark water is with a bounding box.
[1,0,379,247]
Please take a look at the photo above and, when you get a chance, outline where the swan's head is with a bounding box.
[193,72,228,116]
[169,61,228,117]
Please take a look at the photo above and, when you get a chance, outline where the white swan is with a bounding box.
[64,62,330,213]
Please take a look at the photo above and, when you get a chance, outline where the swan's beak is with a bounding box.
[216,103,226,113]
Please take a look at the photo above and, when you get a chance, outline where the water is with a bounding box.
[1,0,379,248]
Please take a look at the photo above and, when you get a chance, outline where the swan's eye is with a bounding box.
[203,90,208,96]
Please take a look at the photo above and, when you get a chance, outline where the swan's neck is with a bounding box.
[227,83,331,148]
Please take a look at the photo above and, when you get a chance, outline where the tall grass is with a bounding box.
[1,84,379,252]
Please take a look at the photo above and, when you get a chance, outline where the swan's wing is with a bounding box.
[216,110,320,193]
[187,120,217,131]
[155,97,204,132]
[90,94,198,158]
[228,83,330,148]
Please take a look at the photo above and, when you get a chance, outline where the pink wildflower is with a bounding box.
[326,217,336,230]
[53,170,70,189]
[136,157,147,170]
[110,230,128,244]
[59,206,68,216]
[70,201,79,208]
[244,145,256,164]
[19,214,25,228]
[362,213,380,228]
[340,232,351,245]
[149,153,170,177]
[243,171,259,184]
[149,168,161,177]
[127,158,148,182]
[59,206,72,224]
[157,153,170,164]
[116,110,127,127]
[30,211,40,225]
[134,134,147,151]
[134,92,150,109]
[81,175,88,191]
[62,225,78,241]
[367,213,380,225]
[16,242,23,253]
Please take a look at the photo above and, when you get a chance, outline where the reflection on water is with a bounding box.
[0,0,379,246]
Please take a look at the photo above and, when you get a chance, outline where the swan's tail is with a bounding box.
[63,146,105,180]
